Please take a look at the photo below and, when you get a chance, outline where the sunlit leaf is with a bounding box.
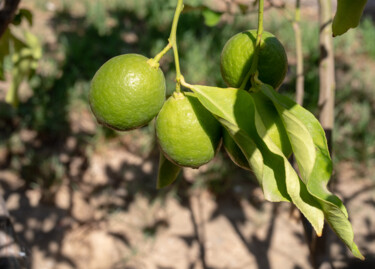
[261,83,364,259]
[157,152,181,189]
[189,84,324,234]
[332,0,368,36]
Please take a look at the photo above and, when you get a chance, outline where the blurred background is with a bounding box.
[0,0,375,268]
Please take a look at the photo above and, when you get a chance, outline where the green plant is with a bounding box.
[360,17,375,59]
[1,8,42,107]
[87,0,367,260]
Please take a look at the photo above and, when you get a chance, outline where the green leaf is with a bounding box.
[12,8,33,26]
[261,83,364,259]
[189,85,324,234]
[202,8,222,27]
[157,153,181,189]
[332,0,367,37]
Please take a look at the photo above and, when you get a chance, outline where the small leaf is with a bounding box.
[202,8,222,27]
[261,83,364,259]
[20,9,33,26]
[332,0,368,36]
[157,153,181,189]
[12,8,33,26]
[189,84,324,234]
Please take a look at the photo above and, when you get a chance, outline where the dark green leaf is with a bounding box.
[157,153,181,189]
[189,84,324,234]
[12,8,33,26]
[261,83,364,259]
[332,0,367,36]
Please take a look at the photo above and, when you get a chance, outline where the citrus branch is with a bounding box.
[240,0,264,90]
[169,0,184,93]
[153,42,173,63]
[152,0,184,93]
[293,0,304,105]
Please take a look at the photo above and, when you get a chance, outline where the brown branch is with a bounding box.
[293,0,304,106]
[318,0,335,141]
[303,1,336,269]
[0,0,21,38]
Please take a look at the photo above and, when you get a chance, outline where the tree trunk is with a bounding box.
[305,1,336,268]
[293,0,304,106]
[318,0,335,150]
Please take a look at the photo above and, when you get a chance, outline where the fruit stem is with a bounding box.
[169,0,184,93]
[240,0,264,91]
[180,75,192,90]
[153,42,173,63]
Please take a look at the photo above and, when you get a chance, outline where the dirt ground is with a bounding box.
[1,1,375,269]
[1,146,375,269]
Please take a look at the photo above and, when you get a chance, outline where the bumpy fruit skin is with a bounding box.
[89,54,166,131]
[223,91,292,170]
[156,92,222,168]
[220,30,288,89]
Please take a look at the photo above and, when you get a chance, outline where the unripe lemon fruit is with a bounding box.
[156,92,222,168]
[89,54,166,131]
[220,30,288,89]
[223,91,292,170]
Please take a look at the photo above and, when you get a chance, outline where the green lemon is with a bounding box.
[223,91,292,170]
[220,30,288,89]
[156,92,222,168]
[89,54,166,131]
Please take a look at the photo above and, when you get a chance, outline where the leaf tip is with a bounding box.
[352,245,365,260]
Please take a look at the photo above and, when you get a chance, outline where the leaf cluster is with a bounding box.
[0,8,42,107]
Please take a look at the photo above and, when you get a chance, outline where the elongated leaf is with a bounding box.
[261,83,364,259]
[189,85,324,234]
[332,0,367,37]
[157,153,181,189]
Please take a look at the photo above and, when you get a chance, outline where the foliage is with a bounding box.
[332,0,368,36]
[0,8,42,107]
[1,0,374,261]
